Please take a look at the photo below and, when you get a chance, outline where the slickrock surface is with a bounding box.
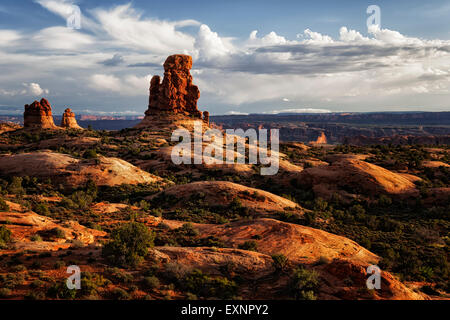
[296,156,419,199]
[0,210,105,251]
[150,181,303,215]
[0,151,162,188]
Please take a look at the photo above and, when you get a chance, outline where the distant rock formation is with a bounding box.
[310,132,327,144]
[203,111,210,125]
[144,54,204,118]
[61,108,82,129]
[24,98,57,129]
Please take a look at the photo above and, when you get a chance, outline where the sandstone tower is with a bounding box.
[23,98,57,129]
[61,108,82,129]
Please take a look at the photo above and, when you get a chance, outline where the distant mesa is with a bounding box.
[24,98,57,129]
[137,54,209,127]
[61,108,82,129]
[23,98,82,130]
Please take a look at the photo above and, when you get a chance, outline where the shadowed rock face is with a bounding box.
[61,108,82,129]
[145,54,203,118]
[23,98,57,129]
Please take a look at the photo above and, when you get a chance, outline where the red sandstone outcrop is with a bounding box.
[23,98,57,129]
[148,181,304,215]
[295,156,419,200]
[61,108,82,129]
[310,132,327,144]
[0,122,21,134]
[139,55,205,126]
[203,111,210,125]
[0,151,163,188]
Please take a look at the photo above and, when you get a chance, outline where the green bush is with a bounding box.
[109,288,130,300]
[0,225,12,248]
[0,288,11,298]
[83,149,98,159]
[46,281,77,300]
[102,222,155,267]
[289,266,319,300]
[181,269,237,299]
[8,177,25,196]
[30,234,42,242]
[143,276,160,290]
[238,240,258,251]
[34,202,50,216]
[272,254,288,271]
[80,272,110,297]
[0,196,9,211]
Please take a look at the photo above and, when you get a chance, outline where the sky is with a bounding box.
[0,0,449,116]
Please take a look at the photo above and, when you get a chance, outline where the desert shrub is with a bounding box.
[34,202,50,216]
[80,272,110,297]
[62,191,94,210]
[82,149,98,159]
[104,267,134,284]
[0,288,11,298]
[238,240,258,252]
[289,266,319,300]
[109,288,130,300]
[25,291,46,300]
[11,264,26,272]
[0,273,25,289]
[30,279,45,289]
[181,269,238,299]
[159,262,189,283]
[0,225,12,248]
[272,254,288,271]
[313,198,328,212]
[8,177,25,196]
[150,208,163,217]
[102,222,155,267]
[377,195,392,207]
[143,276,160,290]
[40,227,65,239]
[0,196,9,211]
[30,234,42,242]
[46,281,77,299]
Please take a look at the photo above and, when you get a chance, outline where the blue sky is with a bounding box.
[0,0,449,115]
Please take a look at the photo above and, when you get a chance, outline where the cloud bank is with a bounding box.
[0,1,448,115]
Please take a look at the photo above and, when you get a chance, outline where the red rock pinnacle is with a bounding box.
[145,54,203,118]
[24,98,57,129]
[61,108,82,129]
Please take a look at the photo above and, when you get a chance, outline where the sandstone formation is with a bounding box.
[60,108,82,129]
[148,181,303,215]
[151,218,425,299]
[0,209,105,251]
[0,151,163,188]
[0,122,21,134]
[296,156,418,200]
[137,55,205,128]
[311,132,327,144]
[23,98,57,129]
[191,218,379,265]
[203,111,210,125]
